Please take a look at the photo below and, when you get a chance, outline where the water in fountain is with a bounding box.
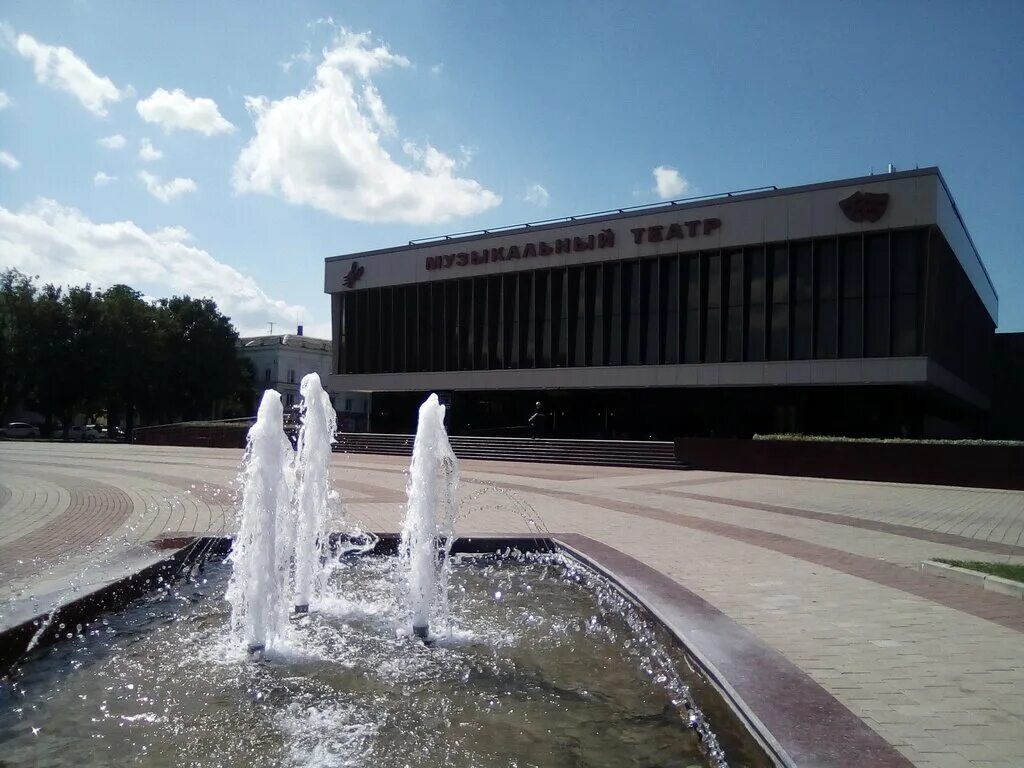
[400,393,460,640]
[291,373,337,613]
[225,389,294,654]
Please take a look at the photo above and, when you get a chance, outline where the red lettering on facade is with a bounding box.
[665,223,684,240]
[631,228,645,244]
[488,247,505,262]
[456,252,469,266]
[508,245,521,260]
[443,254,455,268]
[555,238,571,254]
[684,220,701,237]
[647,225,664,243]
[574,235,595,252]
[703,218,722,236]
[539,241,553,256]
[523,242,537,259]
[598,228,615,248]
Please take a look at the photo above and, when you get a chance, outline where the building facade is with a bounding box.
[325,168,997,439]
[237,330,370,431]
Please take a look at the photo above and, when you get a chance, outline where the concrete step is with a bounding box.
[332,433,682,470]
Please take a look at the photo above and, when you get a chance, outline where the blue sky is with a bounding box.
[1,1,1022,335]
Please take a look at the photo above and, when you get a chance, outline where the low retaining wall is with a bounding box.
[674,438,1024,490]
[133,424,249,449]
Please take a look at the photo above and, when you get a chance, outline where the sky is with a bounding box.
[1,1,1022,336]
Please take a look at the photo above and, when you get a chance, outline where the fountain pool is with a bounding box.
[0,544,773,767]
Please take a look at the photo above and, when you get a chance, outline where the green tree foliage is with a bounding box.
[0,269,253,436]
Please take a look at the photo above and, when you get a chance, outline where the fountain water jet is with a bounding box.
[291,373,337,613]
[400,393,459,640]
[225,390,294,654]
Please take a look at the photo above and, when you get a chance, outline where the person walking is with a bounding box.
[528,402,548,439]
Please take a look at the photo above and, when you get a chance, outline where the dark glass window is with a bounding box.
[357,289,370,373]
[343,293,357,374]
[745,246,766,362]
[381,288,393,373]
[519,272,533,367]
[865,234,890,357]
[682,255,700,363]
[487,277,501,369]
[472,277,487,369]
[605,263,622,366]
[768,244,789,361]
[552,269,567,367]
[839,236,863,358]
[418,284,432,371]
[641,259,659,364]
[568,267,585,367]
[394,287,407,372]
[535,271,550,367]
[724,250,744,362]
[791,242,813,360]
[586,265,603,365]
[403,285,417,372]
[659,256,679,364]
[814,239,838,359]
[503,275,517,368]
[892,230,921,356]
[703,252,722,363]
[431,283,445,371]
[623,261,640,365]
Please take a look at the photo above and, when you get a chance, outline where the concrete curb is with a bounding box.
[921,560,1024,599]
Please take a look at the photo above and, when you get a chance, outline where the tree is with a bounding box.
[0,269,37,417]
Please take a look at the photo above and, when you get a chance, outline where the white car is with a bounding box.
[69,425,100,441]
[1,422,40,438]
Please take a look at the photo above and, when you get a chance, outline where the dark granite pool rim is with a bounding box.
[0,533,912,768]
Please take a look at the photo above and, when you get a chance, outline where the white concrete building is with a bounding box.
[237,329,370,431]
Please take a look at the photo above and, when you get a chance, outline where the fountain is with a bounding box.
[400,393,459,640]
[0,390,779,768]
[291,373,337,614]
[224,389,293,655]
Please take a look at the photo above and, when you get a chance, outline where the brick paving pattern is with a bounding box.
[0,441,1022,767]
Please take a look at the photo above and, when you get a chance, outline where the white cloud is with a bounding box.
[233,28,500,224]
[93,171,116,186]
[279,43,313,73]
[138,170,196,202]
[652,165,690,200]
[136,87,236,135]
[12,30,127,116]
[0,150,20,170]
[0,198,312,335]
[138,137,162,161]
[0,91,10,110]
[98,133,126,149]
[430,63,443,76]
[524,183,550,207]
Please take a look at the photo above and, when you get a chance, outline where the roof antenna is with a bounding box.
[267,321,275,334]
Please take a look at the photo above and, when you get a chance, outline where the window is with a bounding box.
[605,263,622,365]
[285,393,294,407]
[814,239,838,359]
[791,242,813,360]
[703,252,722,363]
[865,234,890,357]
[264,368,271,382]
[745,246,766,362]
[288,369,296,384]
[724,250,744,362]
[892,230,922,356]
[586,264,603,365]
[659,256,679,364]
[768,244,789,361]
[682,255,700,363]
[840,236,863,358]
[345,398,352,411]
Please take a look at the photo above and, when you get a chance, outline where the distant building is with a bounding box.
[324,167,999,439]
[236,327,370,432]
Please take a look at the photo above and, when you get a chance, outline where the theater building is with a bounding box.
[324,167,997,439]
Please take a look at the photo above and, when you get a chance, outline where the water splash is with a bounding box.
[292,373,337,613]
[225,390,294,653]
[400,394,460,640]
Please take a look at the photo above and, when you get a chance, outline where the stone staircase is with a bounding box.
[332,433,682,470]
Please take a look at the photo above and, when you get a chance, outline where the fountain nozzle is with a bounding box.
[293,604,309,614]
[247,642,265,656]
[413,624,429,641]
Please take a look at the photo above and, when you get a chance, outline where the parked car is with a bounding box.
[0,422,40,438]
[69,425,100,441]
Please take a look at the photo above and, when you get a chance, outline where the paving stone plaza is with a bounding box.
[1,441,1022,768]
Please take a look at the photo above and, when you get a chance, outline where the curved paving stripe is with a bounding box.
[649,487,1024,556]
[0,471,133,576]
[478,479,1024,633]
[0,483,11,512]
